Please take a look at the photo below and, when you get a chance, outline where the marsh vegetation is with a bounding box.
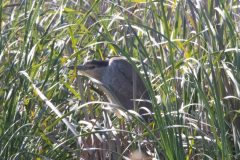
[1,0,240,159]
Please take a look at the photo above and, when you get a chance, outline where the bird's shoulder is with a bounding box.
[108,57,133,78]
[109,57,131,67]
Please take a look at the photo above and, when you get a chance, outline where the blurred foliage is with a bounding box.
[0,0,240,159]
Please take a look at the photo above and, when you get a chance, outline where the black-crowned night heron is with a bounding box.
[70,57,152,120]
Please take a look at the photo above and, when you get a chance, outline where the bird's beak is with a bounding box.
[68,65,88,71]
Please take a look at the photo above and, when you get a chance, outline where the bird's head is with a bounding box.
[69,60,109,82]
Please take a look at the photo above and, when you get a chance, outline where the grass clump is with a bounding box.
[1,0,240,159]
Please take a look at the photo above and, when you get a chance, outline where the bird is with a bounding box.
[69,57,152,120]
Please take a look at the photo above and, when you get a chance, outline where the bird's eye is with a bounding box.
[87,65,95,69]
[90,66,95,69]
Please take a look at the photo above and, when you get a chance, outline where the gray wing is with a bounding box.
[110,58,149,98]
[102,58,150,110]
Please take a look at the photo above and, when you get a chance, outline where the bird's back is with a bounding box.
[102,57,151,111]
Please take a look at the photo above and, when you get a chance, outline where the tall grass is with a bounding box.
[1,0,240,159]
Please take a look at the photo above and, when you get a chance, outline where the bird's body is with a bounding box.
[70,57,151,118]
[103,57,150,110]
